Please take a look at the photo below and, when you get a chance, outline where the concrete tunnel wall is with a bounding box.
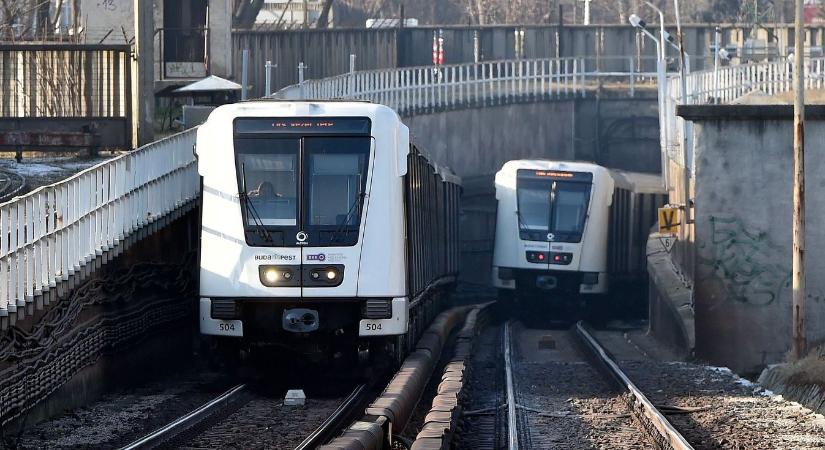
[403,94,661,284]
[682,105,825,374]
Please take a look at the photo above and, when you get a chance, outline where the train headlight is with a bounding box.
[259,265,296,287]
[312,267,339,281]
[306,265,344,286]
[263,267,280,284]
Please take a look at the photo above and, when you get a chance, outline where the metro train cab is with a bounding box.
[492,160,615,301]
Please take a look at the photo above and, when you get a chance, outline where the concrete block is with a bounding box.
[284,389,306,406]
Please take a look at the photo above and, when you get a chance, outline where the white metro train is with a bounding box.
[195,101,461,364]
[492,160,665,304]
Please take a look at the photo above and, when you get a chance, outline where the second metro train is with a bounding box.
[492,159,666,305]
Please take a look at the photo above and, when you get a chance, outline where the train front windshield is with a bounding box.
[516,170,593,243]
[233,118,372,247]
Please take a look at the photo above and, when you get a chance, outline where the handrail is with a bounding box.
[0,128,199,320]
[662,57,825,170]
[275,56,661,115]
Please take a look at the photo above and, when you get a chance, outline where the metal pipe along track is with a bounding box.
[574,321,694,450]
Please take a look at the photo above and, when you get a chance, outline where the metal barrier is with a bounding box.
[663,57,825,169]
[276,56,659,115]
[0,128,199,324]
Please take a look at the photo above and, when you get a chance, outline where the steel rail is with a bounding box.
[119,383,248,450]
[0,169,25,203]
[575,321,694,450]
[294,382,369,450]
[504,320,519,450]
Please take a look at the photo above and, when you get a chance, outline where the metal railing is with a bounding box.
[276,56,660,115]
[0,128,199,321]
[663,57,825,170]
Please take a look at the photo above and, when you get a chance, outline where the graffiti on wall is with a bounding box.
[698,215,791,306]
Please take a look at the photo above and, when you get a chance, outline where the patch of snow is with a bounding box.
[705,366,733,375]
[702,364,776,397]
[3,162,63,176]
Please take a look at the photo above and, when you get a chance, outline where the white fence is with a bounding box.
[663,58,825,171]
[0,128,199,322]
[276,56,659,114]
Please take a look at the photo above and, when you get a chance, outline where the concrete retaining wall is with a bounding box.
[404,94,660,178]
[405,94,660,284]
[680,105,825,374]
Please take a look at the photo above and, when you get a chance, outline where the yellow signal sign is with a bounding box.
[658,207,681,234]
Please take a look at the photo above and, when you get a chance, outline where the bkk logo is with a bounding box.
[306,253,326,262]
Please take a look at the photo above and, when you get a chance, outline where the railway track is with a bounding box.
[119,382,370,450]
[0,168,25,203]
[459,319,825,450]
[500,320,693,450]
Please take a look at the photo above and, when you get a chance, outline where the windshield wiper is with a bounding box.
[516,209,530,237]
[329,191,367,244]
[239,163,274,244]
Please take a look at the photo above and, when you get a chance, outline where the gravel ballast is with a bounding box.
[598,330,825,449]
[512,326,651,449]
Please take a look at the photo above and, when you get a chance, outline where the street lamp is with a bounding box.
[629,13,669,189]
[662,30,691,74]
[643,1,667,61]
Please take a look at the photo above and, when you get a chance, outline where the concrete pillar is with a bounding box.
[134,0,154,146]
[208,0,233,79]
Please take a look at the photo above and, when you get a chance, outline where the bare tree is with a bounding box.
[316,0,334,27]
[335,0,774,26]
[0,0,49,40]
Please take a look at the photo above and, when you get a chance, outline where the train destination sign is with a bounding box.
[519,169,593,182]
[234,117,372,135]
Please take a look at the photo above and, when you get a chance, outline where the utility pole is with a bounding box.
[792,0,806,361]
[134,0,154,146]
